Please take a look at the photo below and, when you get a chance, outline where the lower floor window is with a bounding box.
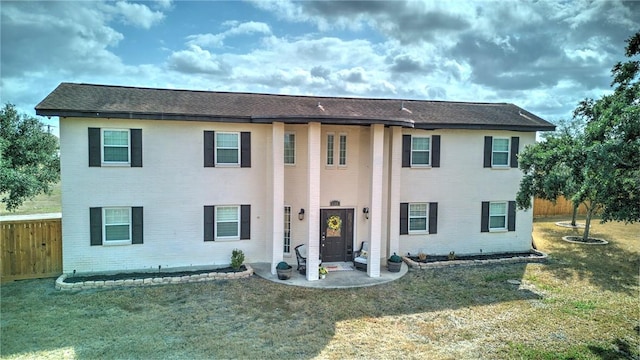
[409,203,428,233]
[104,207,131,243]
[489,202,507,230]
[284,206,291,253]
[216,206,240,238]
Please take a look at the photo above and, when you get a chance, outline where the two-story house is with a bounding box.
[36,83,554,280]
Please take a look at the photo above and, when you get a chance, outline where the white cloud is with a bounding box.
[111,1,165,29]
[167,45,230,75]
[187,21,271,48]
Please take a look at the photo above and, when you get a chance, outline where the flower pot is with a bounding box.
[387,261,402,273]
[320,274,326,279]
[276,266,293,280]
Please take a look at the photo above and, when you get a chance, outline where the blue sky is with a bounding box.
[1,1,638,136]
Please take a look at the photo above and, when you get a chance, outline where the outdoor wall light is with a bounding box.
[298,208,305,221]
[363,207,370,219]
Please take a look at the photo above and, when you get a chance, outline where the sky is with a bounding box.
[1,0,638,136]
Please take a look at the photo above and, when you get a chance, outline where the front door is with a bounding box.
[320,209,354,262]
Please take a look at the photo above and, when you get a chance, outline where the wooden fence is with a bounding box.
[1,218,62,282]
[533,197,588,217]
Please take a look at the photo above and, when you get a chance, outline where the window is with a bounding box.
[103,130,129,163]
[216,206,240,238]
[216,132,240,165]
[402,134,440,168]
[411,137,430,166]
[409,203,428,233]
[326,133,334,165]
[400,202,438,235]
[89,207,143,246]
[284,206,291,254]
[489,202,507,230]
[89,128,142,167]
[104,207,131,243]
[284,133,295,165]
[492,138,510,166]
[339,134,347,166]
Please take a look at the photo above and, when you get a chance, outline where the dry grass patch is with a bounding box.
[1,216,638,359]
[0,182,61,215]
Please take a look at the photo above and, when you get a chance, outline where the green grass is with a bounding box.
[0,182,61,215]
[1,216,638,359]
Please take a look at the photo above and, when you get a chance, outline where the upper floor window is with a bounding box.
[284,132,296,165]
[339,134,347,166]
[326,133,334,166]
[216,132,239,165]
[411,137,430,166]
[491,138,510,166]
[103,130,130,163]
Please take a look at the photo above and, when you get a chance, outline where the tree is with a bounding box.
[518,32,640,240]
[0,103,60,211]
[574,32,640,224]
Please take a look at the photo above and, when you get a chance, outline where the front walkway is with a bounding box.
[251,262,408,289]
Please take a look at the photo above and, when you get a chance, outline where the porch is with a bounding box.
[252,261,408,289]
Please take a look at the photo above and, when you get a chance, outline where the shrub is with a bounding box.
[388,253,402,263]
[276,261,291,270]
[231,249,245,270]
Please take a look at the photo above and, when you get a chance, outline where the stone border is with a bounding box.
[402,250,548,270]
[55,264,254,291]
[555,221,585,229]
[562,236,608,245]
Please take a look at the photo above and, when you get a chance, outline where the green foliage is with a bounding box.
[276,261,290,270]
[0,103,60,211]
[388,253,402,263]
[230,249,245,270]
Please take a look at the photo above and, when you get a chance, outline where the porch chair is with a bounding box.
[294,244,307,272]
[353,241,369,271]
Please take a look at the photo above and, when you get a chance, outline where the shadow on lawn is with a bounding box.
[536,222,639,296]
[0,262,537,359]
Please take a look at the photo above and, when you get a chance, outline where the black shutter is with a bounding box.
[204,131,215,167]
[402,135,411,167]
[90,207,102,245]
[240,205,251,239]
[428,202,438,234]
[481,202,490,232]
[204,206,215,241]
[431,135,440,168]
[508,201,516,231]
[510,137,519,168]
[132,207,143,244]
[483,136,492,168]
[130,129,143,167]
[88,128,101,167]
[400,203,409,235]
[241,132,251,168]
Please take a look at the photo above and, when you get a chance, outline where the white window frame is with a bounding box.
[492,138,510,167]
[326,133,335,166]
[215,132,240,166]
[284,132,296,165]
[215,205,240,240]
[338,133,347,167]
[283,206,291,254]
[411,136,431,167]
[489,201,508,232]
[408,203,429,234]
[101,129,130,165]
[103,207,132,245]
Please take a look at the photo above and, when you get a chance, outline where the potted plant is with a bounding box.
[319,266,328,279]
[276,261,293,280]
[387,253,402,272]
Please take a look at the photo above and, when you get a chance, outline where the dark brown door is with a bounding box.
[320,209,354,262]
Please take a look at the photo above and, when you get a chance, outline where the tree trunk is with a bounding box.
[582,205,594,241]
[571,203,579,226]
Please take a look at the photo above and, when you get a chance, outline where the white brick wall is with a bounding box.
[60,117,537,274]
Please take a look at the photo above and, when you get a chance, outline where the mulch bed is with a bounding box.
[64,265,247,283]
[562,236,608,245]
[406,251,540,263]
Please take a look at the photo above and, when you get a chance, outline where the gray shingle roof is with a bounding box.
[36,83,555,131]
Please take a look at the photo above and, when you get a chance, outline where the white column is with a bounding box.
[306,122,321,281]
[388,126,402,256]
[368,124,384,277]
[271,122,285,274]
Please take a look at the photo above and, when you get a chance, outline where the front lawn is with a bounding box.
[1,216,638,359]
